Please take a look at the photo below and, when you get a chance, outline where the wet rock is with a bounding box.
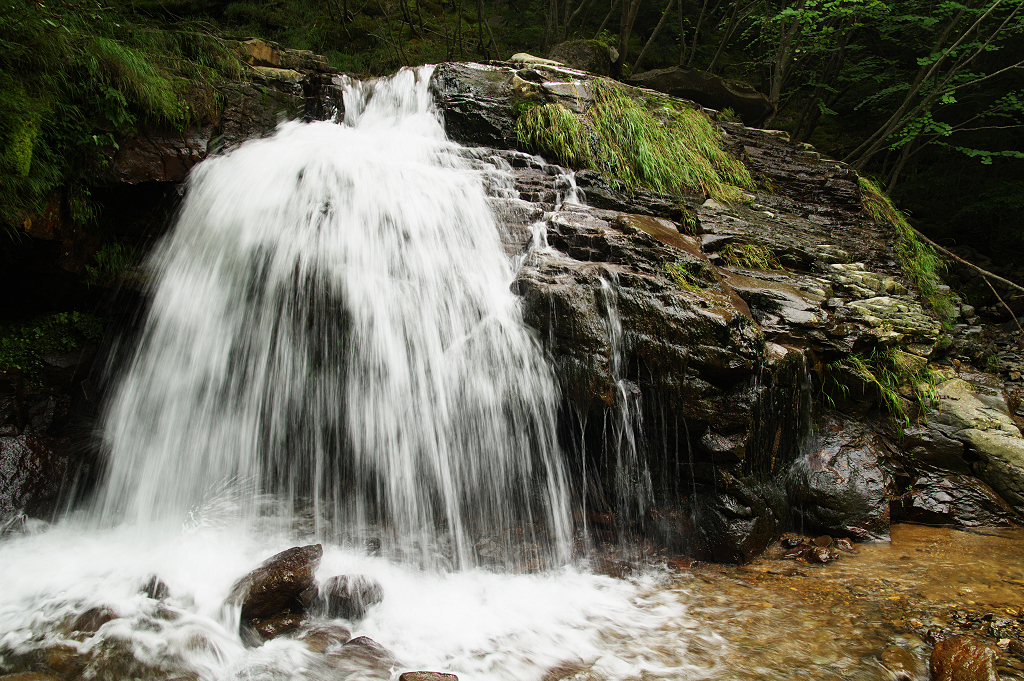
[787,415,893,541]
[0,435,73,522]
[908,376,1024,516]
[880,645,921,681]
[807,545,838,563]
[318,575,384,620]
[626,67,774,126]
[893,472,1018,527]
[812,535,833,547]
[547,40,613,75]
[430,62,519,149]
[930,636,999,681]
[252,612,304,641]
[229,544,321,644]
[68,606,118,635]
[40,643,86,677]
[833,537,855,552]
[0,673,65,681]
[229,544,322,622]
[297,622,352,653]
[325,636,398,680]
[399,673,459,681]
[218,81,304,149]
[141,575,170,600]
[104,127,212,184]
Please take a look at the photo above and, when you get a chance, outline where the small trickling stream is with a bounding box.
[1,67,1023,681]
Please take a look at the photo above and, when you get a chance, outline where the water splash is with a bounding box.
[95,66,569,568]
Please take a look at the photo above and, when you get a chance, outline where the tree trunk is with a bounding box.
[633,0,675,74]
[613,0,643,76]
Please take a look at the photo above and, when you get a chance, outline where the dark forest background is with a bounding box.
[2,0,1023,285]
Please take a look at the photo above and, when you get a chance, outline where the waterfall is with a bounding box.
[95,66,570,568]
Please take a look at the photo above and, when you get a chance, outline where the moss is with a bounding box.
[5,117,40,177]
[859,176,955,322]
[0,312,104,383]
[720,243,782,270]
[515,78,754,204]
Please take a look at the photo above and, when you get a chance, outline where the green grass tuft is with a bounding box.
[664,260,708,291]
[515,102,588,168]
[849,346,938,428]
[859,176,955,322]
[515,78,754,204]
[0,0,244,238]
[85,242,141,287]
[720,243,782,270]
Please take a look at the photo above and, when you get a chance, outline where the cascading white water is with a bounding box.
[95,66,568,568]
[0,67,739,681]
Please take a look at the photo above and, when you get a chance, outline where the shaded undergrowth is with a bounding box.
[859,176,955,322]
[516,79,753,204]
[1,0,244,238]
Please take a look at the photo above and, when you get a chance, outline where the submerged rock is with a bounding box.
[930,636,998,681]
[325,636,398,680]
[399,673,459,681]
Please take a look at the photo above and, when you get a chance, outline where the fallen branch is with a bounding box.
[982,275,1024,336]
[910,226,1024,295]
[909,225,1024,334]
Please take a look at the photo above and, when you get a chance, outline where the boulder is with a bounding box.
[893,472,1018,527]
[228,544,322,643]
[626,67,774,126]
[547,40,613,75]
[786,416,893,540]
[324,636,398,680]
[318,574,384,620]
[930,636,998,681]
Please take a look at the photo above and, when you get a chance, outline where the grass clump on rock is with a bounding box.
[849,346,938,428]
[515,79,753,204]
[720,243,782,270]
[859,176,955,321]
[0,0,243,238]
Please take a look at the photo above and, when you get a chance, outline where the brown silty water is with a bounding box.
[561,524,1024,681]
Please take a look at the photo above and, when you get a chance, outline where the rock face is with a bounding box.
[430,61,1024,560]
[626,67,775,126]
